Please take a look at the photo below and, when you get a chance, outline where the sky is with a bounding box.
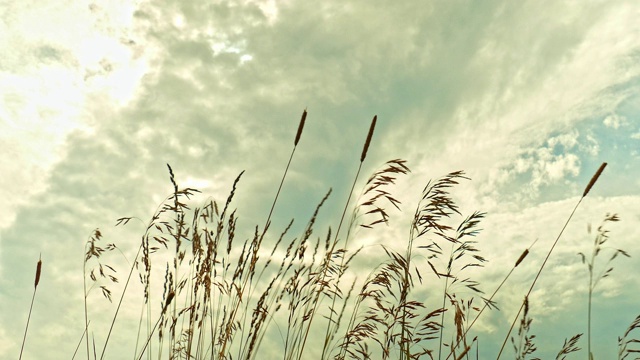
[1,0,640,359]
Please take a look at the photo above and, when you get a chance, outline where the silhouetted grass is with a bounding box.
[18,110,637,360]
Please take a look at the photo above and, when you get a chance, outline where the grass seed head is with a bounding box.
[294,108,307,146]
[360,115,377,162]
[515,249,529,268]
[583,162,607,197]
[35,254,42,288]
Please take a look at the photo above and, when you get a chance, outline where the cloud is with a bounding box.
[0,1,152,230]
[603,114,625,129]
[2,0,640,359]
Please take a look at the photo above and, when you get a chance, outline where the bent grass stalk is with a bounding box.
[496,162,608,359]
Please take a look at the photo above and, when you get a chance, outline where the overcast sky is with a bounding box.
[2,0,640,359]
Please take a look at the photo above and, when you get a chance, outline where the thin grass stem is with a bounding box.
[19,255,42,360]
[99,244,143,360]
[497,162,606,359]
[445,239,538,360]
[71,320,90,360]
[264,108,307,233]
[319,115,376,359]
[496,199,582,359]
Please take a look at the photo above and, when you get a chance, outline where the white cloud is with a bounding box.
[2,0,640,359]
[470,130,584,205]
[541,152,580,181]
[580,133,600,156]
[0,0,156,230]
[547,130,579,149]
[603,113,625,128]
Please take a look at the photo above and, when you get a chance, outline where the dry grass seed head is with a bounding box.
[35,254,42,288]
[618,315,640,359]
[294,108,307,146]
[359,159,410,229]
[583,162,607,197]
[361,115,377,162]
[555,334,582,360]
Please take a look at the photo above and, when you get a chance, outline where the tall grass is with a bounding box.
[18,111,639,359]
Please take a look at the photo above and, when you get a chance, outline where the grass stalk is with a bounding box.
[19,254,42,360]
[136,292,175,360]
[264,108,307,233]
[71,320,90,360]
[319,115,377,359]
[444,238,538,360]
[588,284,593,360]
[334,115,376,246]
[437,257,451,360]
[83,247,91,360]
[578,213,628,359]
[496,162,607,359]
[99,244,143,360]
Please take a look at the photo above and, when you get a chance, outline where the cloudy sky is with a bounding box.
[2,0,640,358]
